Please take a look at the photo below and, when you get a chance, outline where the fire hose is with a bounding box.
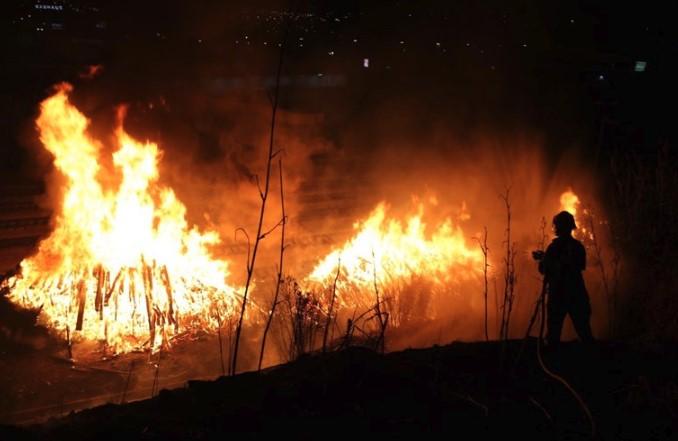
[532,275,597,438]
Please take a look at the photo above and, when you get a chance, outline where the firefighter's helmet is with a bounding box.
[553,210,577,231]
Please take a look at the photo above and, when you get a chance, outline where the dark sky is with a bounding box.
[2,0,676,178]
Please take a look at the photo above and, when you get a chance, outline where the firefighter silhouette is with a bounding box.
[533,211,594,346]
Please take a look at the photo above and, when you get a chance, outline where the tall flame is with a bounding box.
[3,84,238,353]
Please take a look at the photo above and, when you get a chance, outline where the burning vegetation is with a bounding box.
[1,84,239,353]
[306,201,483,314]
[0,82,615,372]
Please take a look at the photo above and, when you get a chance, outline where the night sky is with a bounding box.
[2,0,676,176]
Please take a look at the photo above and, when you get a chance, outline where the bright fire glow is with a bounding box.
[559,189,592,239]
[2,83,238,353]
[307,202,483,315]
[559,190,580,219]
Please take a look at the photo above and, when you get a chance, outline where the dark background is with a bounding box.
[2,0,675,171]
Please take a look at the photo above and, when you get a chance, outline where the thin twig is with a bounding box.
[258,159,287,371]
[216,310,225,376]
[231,2,290,377]
[372,250,387,353]
[585,206,614,337]
[234,228,251,272]
[499,188,517,344]
[120,361,135,404]
[475,227,490,341]
[514,217,548,371]
[259,217,285,241]
[255,175,264,200]
[322,259,341,353]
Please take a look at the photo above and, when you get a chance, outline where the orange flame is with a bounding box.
[559,189,592,239]
[559,190,580,219]
[2,84,238,353]
[306,201,483,316]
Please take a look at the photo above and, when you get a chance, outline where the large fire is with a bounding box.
[2,84,238,353]
[306,201,483,319]
[0,83,597,357]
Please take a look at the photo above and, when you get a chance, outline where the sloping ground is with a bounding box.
[3,340,677,440]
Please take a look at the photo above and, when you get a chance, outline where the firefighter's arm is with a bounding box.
[538,243,555,275]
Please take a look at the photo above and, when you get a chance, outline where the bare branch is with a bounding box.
[371,249,387,353]
[499,188,517,350]
[475,227,489,341]
[258,159,287,371]
[234,227,252,272]
[322,258,341,353]
[259,218,285,241]
[232,17,290,374]
[255,175,264,200]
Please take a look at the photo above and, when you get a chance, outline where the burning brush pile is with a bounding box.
[1,84,240,353]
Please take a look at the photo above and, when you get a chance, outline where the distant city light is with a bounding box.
[598,74,605,80]
[363,58,369,68]
[35,4,63,10]
[635,61,647,72]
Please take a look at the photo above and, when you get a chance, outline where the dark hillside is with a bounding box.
[4,340,676,440]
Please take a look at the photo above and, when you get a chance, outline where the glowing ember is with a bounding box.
[306,201,483,313]
[1,83,238,353]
